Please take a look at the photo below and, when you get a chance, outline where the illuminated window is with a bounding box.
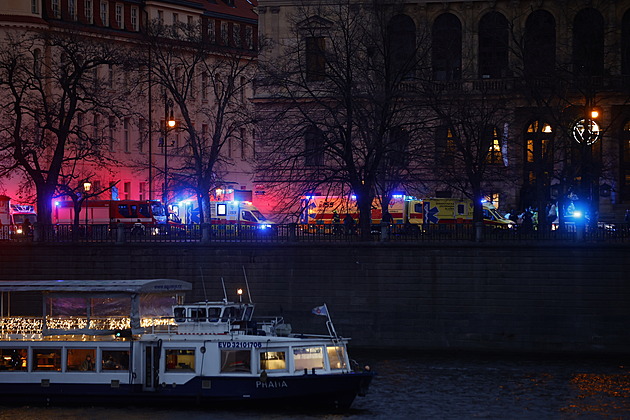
[67,348,95,371]
[220,350,251,373]
[217,203,227,216]
[485,126,503,164]
[0,348,27,371]
[34,348,61,371]
[293,347,323,372]
[526,121,552,162]
[166,349,195,372]
[260,350,287,371]
[327,346,347,370]
[101,350,129,370]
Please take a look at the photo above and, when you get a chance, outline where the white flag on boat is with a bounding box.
[312,304,328,316]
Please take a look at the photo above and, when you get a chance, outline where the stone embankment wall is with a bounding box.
[1,242,628,354]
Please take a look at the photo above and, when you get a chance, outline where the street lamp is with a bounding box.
[163,96,176,220]
[83,181,92,228]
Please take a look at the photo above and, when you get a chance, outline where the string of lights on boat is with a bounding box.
[0,316,176,339]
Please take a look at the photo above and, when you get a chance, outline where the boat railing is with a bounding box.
[0,316,176,337]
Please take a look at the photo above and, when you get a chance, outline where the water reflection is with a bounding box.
[0,352,628,419]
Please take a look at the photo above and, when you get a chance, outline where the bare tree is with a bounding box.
[0,30,130,224]
[256,0,432,235]
[140,19,257,223]
[508,3,628,229]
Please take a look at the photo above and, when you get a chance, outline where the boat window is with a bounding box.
[260,350,287,372]
[327,346,347,370]
[207,307,221,322]
[67,348,96,371]
[221,307,237,322]
[34,348,62,371]
[190,308,206,322]
[293,347,323,372]
[0,348,27,371]
[174,307,186,322]
[220,350,251,373]
[166,349,195,372]
[102,350,130,371]
[243,306,254,321]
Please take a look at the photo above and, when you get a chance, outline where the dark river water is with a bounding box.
[1,351,629,419]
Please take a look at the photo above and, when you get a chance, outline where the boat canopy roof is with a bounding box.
[0,279,191,294]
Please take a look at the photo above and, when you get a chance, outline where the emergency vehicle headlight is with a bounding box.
[16,228,23,234]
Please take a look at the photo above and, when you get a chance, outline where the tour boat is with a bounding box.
[0,279,373,409]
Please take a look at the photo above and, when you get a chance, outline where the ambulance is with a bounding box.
[174,199,274,229]
[300,195,514,228]
[0,195,37,238]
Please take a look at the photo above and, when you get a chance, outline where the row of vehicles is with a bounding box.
[300,195,514,229]
[52,199,273,229]
[4,193,513,239]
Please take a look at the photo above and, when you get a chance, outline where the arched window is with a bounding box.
[523,121,554,208]
[525,121,553,164]
[484,126,503,164]
[388,14,416,79]
[572,8,604,78]
[435,125,456,165]
[432,13,462,81]
[621,120,630,200]
[478,12,509,79]
[622,10,630,76]
[524,10,555,76]
[304,126,325,166]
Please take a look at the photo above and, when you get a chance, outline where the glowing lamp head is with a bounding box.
[590,110,599,119]
[83,182,92,193]
[237,288,243,296]
[167,118,176,128]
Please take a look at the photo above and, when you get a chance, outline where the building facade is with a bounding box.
[255,0,630,223]
[0,0,259,222]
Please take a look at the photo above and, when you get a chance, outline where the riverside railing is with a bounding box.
[1,223,629,244]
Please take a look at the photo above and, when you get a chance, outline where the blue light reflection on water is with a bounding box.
[0,351,629,419]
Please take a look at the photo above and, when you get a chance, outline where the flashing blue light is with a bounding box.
[54,201,60,206]
[351,195,357,200]
[573,210,583,218]
[392,194,403,199]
